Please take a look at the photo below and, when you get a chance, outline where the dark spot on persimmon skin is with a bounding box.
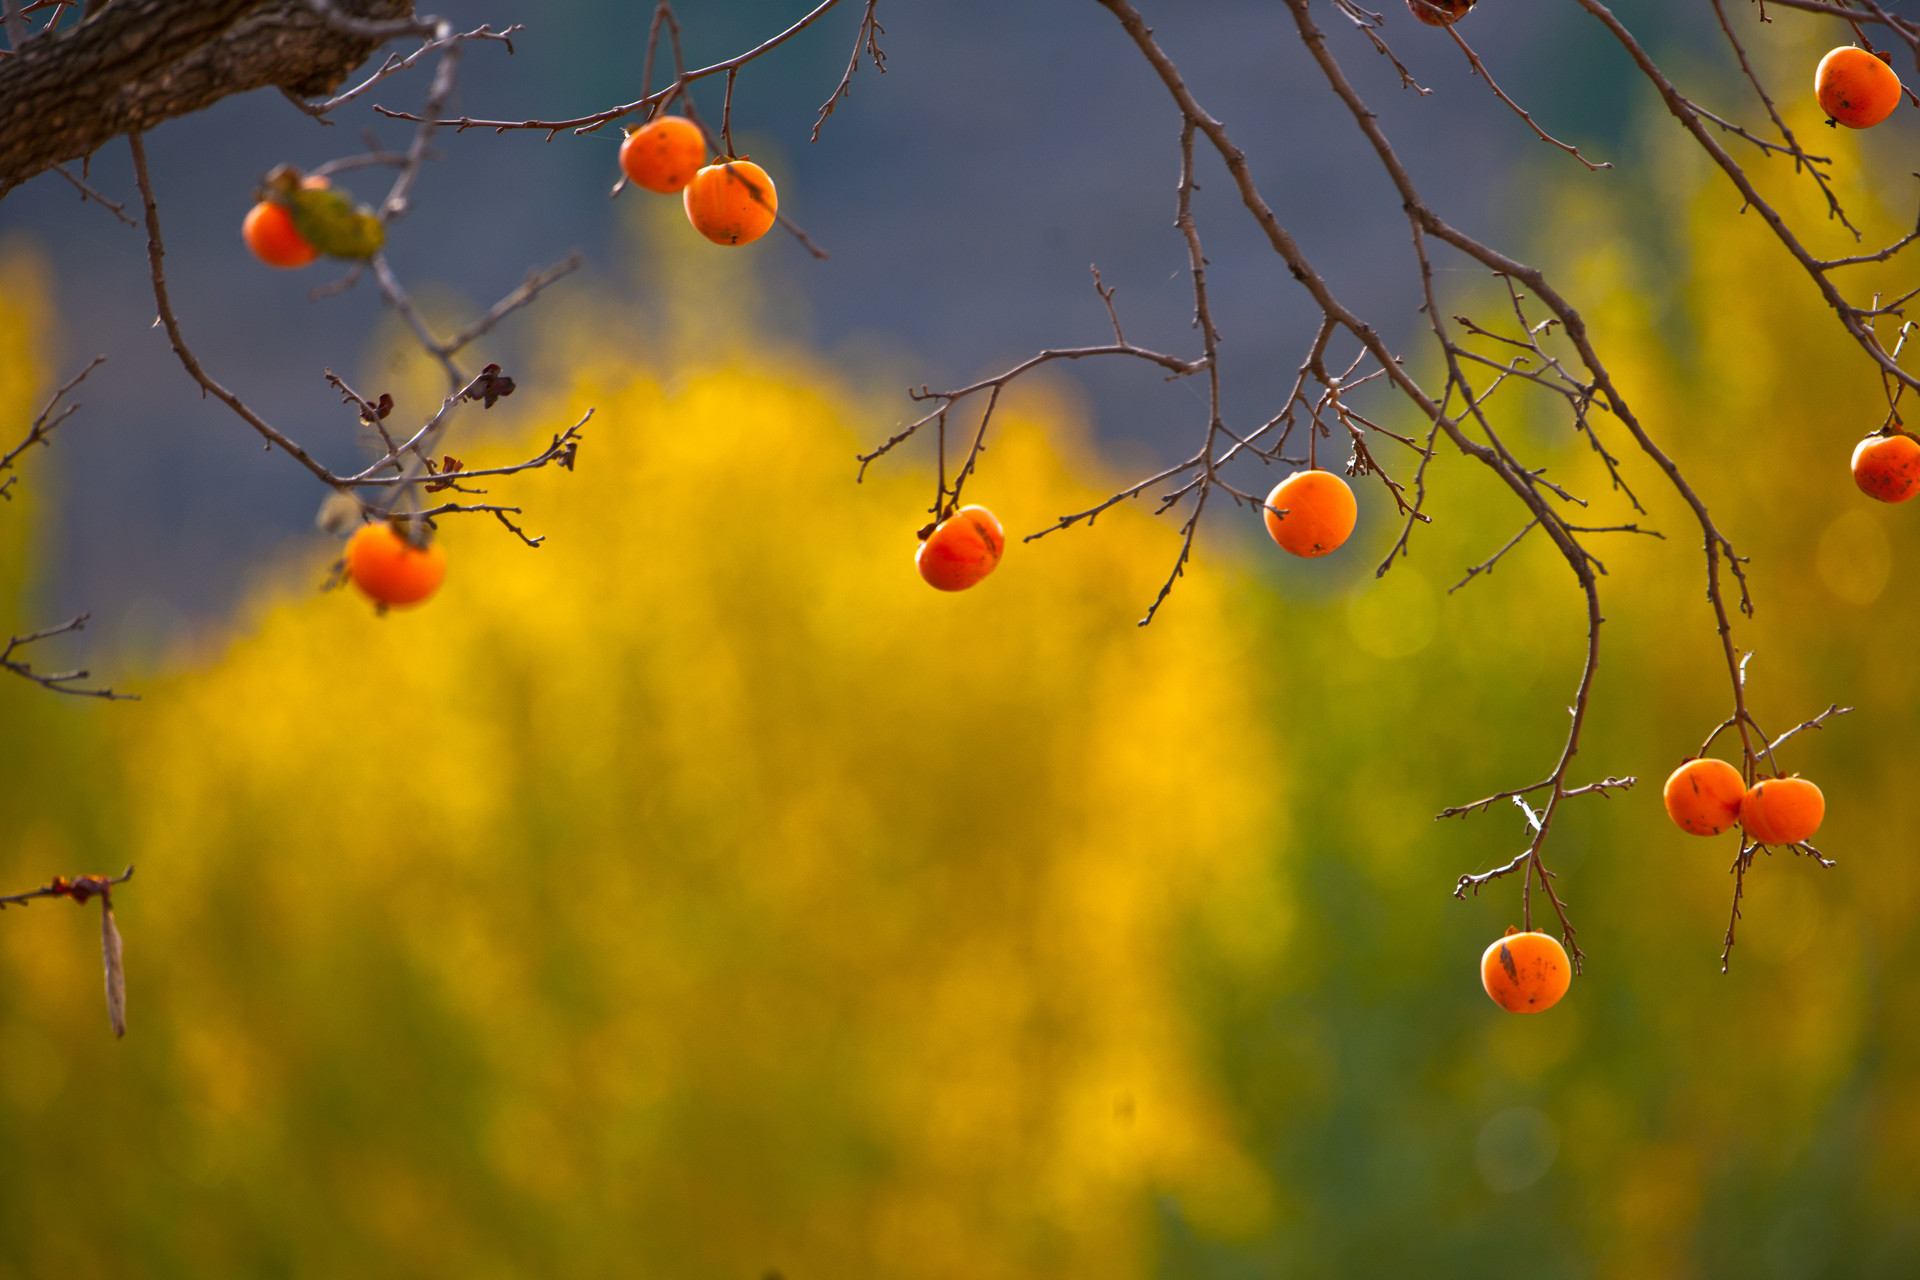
[963,513,1004,562]
[1499,943,1518,983]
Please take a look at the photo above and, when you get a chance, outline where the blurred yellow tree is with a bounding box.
[0,213,1289,1279]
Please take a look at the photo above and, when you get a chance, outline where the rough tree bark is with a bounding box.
[0,0,407,192]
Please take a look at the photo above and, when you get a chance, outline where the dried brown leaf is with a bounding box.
[101,900,125,1038]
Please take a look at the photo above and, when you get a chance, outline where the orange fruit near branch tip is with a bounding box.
[243,174,331,269]
[1662,757,1746,836]
[243,203,316,268]
[620,116,706,194]
[1852,433,1920,502]
[345,522,446,607]
[684,158,779,246]
[917,505,1005,591]
[1481,929,1571,1013]
[1263,469,1356,557]
[1407,0,1475,25]
[1741,776,1825,846]
[1816,46,1902,129]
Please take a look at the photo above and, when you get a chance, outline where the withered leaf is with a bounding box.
[101,900,126,1039]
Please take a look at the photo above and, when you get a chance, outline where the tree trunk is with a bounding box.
[0,0,409,192]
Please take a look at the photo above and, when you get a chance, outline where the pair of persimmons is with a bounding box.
[617,116,780,247]
[916,469,1359,594]
[1662,759,1825,847]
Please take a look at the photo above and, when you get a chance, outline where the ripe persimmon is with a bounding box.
[1851,433,1920,503]
[1662,757,1746,836]
[345,522,446,607]
[619,116,706,194]
[1407,0,1475,25]
[1263,469,1357,558]
[683,158,779,246]
[917,505,1004,591]
[1740,776,1825,846]
[1816,46,1902,129]
[1480,928,1571,1014]
[243,198,318,268]
[244,173,348,268]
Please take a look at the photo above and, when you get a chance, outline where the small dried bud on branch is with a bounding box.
[462,363,516,409]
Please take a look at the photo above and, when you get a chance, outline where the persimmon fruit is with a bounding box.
[1851,433,1920,503]
[1263,469,1357,558]
[683,158,779,246]
[1480,929,1571,1014]
[345,522,446,607]
[620,116,707,194]
[243,173,342,268]
[1662,757,1746,836]
[243,198,318,269]
[1407,0,1475,25]
[1740,776,1825,847]
[916,505,1004,591]
[1816,46,1902,129]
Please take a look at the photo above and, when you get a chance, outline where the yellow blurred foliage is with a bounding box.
[0,239,1292,1275]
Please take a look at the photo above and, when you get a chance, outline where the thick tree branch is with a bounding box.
[0,0,408,191]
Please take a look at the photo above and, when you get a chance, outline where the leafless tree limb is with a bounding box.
[2,614,134,699]
[1,354,104,503]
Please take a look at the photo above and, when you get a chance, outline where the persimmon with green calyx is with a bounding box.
[620,116,706,194]
[916,505,1004,592]
[683,158,778,246]
[1480,928,1571,1014]
[1852,432,1920,503]
[1816,46,1903,129]
[1741,776,1825,847]
[262,165,384,261]
[1662,757,1746,836]
[1262,469,1356,558]
[345,522,446,608]
[1407,0,1475,25]
[242,172,335,268]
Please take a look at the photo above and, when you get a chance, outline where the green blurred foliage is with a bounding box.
[5,48,1920,1278]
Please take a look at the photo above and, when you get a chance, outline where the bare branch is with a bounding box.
[2,614,134,700]
[1,353,104,501]
[813,0,885,142]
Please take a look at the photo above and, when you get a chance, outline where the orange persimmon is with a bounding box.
[1480,929,1571,1014]
[1851,433,1920,503]
[683,158,778,246]
[1662,757,1746,836]
[1262,469,1357,558]
[243,174,333,269]
[1816,46,1902,129]
[916,505,1004,591]
[243,199,318,268]
[345,522,446,607]
[619,116,707,194]
[1407,0,1475,25]
[1740,776,1825,847]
